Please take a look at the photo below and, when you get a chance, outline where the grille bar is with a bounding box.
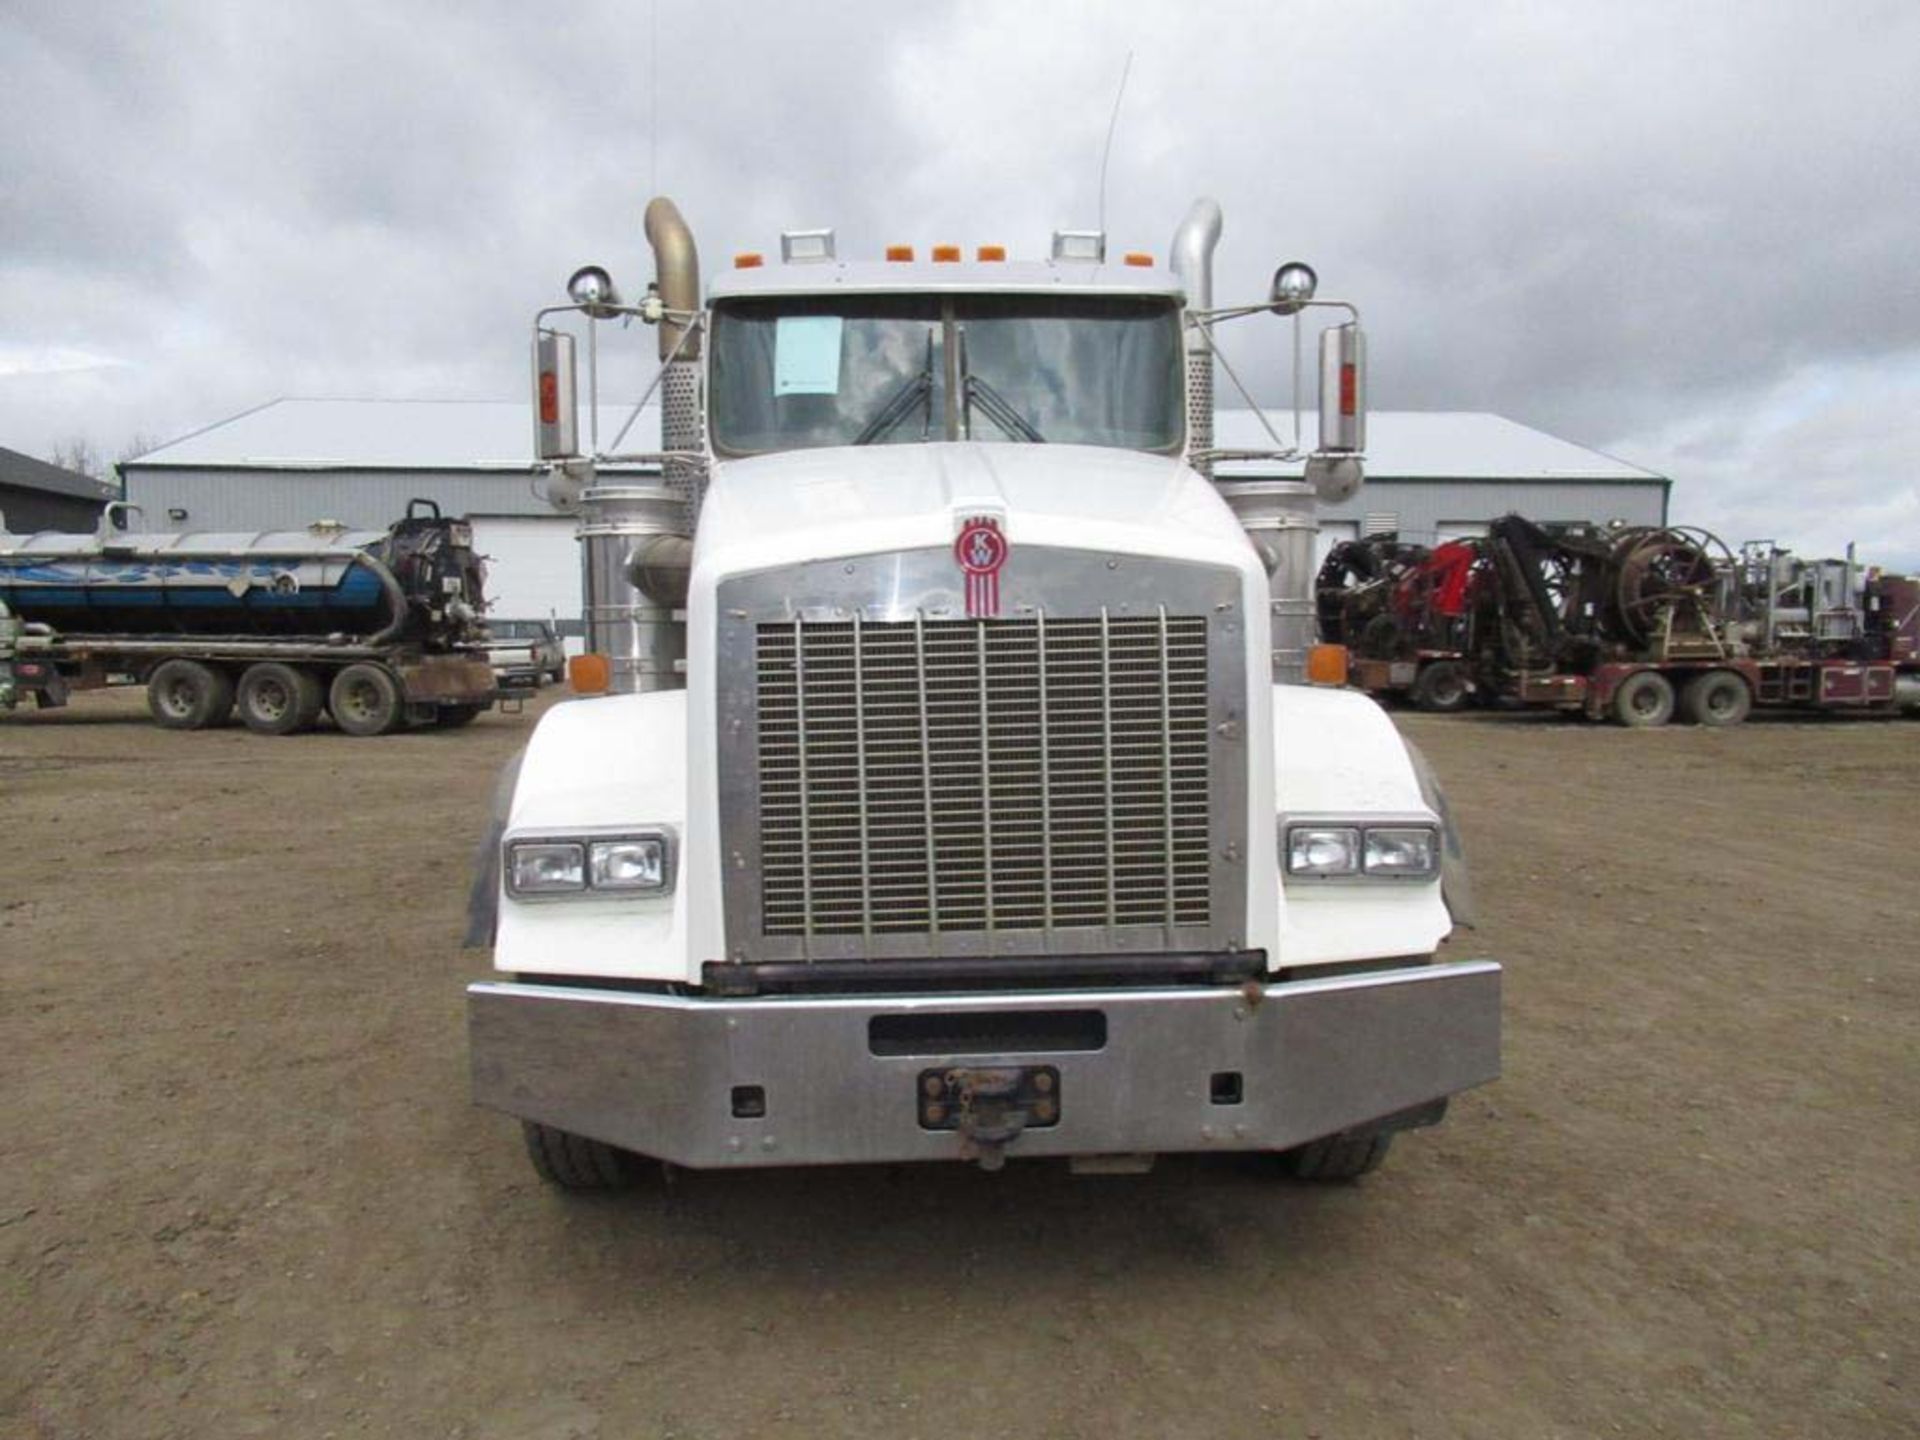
[756,611,1213,943]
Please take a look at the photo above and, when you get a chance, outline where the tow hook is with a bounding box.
[918,1065,1060,1171]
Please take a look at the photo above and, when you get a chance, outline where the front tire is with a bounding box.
[1279,1130,1394,1182]
[521,1121,642,1191]
[236,662,324,734]
[328,663,404,736]
[1611,670,1675,728]
[146,659,234,730]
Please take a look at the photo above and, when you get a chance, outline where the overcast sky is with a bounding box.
[4,1,1916,562]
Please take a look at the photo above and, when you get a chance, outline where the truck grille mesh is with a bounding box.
[756,612,1212,939]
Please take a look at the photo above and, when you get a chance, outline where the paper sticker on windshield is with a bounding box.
[774,315,843,396]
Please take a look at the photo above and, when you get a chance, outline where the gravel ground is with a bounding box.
[3,689,1914,1438]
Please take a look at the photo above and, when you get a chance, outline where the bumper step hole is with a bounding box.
[1210,1071,1244,1105]
[869,1009,1108,1056]
[730,1085,767,1119]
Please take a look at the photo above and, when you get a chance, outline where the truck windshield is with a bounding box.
[708,293,1184,456]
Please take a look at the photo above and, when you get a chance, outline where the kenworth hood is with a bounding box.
[691,442,1256,584]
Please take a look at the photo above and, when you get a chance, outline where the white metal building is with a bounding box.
[122,398,1670,625]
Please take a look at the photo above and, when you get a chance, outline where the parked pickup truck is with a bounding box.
[482,619,566,689]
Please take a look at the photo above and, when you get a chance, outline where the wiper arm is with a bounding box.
[852,329,936,445]
[965,374,1045,442]
[956,326,1044,442]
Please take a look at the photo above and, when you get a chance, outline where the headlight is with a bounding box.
[508,841,586,894]
[1363,826,1437,876]
[504,830,676,899]
[589,837,668,892]
[1284,822,1439,880]
[1287,826,1361,876]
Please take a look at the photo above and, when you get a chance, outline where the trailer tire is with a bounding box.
[236,662,324,734]
[1680,669,1752,727]
[146,659,234,730]
[328,663,404,736]
[521,1121,642,1191]
[1411,660,1472,713]
[1279,1130,1394,1182]
[1611,671,1675,728]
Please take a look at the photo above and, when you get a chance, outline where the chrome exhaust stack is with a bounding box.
[1173,198,1367,684]
[644,196,707,538]
[1170,198,1222,481]
[532,196,706,694]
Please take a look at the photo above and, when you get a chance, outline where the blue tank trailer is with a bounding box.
[0,500,500,734]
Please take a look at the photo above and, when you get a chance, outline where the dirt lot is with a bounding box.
[2,689,1914,1439]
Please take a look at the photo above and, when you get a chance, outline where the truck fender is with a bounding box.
[1402,738,1476,928]
[463,746,524,949]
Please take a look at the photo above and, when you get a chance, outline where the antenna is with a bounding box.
[648,0,659,197]
[1096,51,1134,235]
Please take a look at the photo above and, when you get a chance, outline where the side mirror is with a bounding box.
[532,329,579,461]
[1318,323,1365,453]
[1269,261,1317,315]
[567,265,622,319]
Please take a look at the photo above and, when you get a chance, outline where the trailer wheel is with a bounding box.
[1680,669,1752,727]
[1411,660,1472,713]
[1611,671,1675,728]
[521,1121,642,1191]
[146,659,234,730]
[236,662,324,734]
[328,663,404,736]
[1278,1130,1394,1182]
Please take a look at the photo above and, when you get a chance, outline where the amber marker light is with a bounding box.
[733,252,764,269]
[885,244,914,262]
[1306,644,1351,688]
[976,244,1007,262]
[931,244,961,263]
[569,653,612,695]
[1123,251,1154,267]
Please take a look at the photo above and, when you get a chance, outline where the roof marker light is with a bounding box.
[733,252,764,269]
[976,244,1007,262]
[780,228,835,263]
[1051,229,1105,263]
[931,244,961,263]
[885,244,915,262]
[1123,251,1153,267]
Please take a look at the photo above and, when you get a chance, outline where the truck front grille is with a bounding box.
[755,612,1212,941]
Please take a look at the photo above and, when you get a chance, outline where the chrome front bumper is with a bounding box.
[467,960,1501,1168]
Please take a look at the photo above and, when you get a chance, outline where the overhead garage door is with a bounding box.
[1436,520,1490,542]
[468,516,580,629]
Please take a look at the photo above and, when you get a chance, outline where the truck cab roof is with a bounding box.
[707,258,1186,303]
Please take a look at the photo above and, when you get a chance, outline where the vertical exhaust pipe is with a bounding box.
[644,197,706,532]
[576,197,703,695]
[1170,198,1222,481]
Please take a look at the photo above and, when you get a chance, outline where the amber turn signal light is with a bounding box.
[569,653,612,695]
[1306,644,1350,688]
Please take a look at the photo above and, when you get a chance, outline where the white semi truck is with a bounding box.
[466,197,1500,1186]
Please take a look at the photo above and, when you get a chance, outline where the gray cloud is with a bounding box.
[2,0,1915,564]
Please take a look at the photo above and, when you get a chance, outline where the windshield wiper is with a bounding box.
[956,327,1044,442]
[852,329,936,445]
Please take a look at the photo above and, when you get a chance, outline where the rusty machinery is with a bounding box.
[1316,534,1487,710]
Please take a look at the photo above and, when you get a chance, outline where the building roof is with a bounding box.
[129,398,663,472]
[0,445,119,501]
[1210,409,1663,483]
[126,397,1664,484]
